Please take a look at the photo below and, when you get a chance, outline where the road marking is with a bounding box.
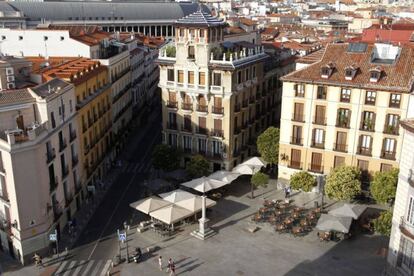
[100,260,112,276]
[81,260,94,276]
[72,260,86,276]
[54,260,68,275]
[90,260,103,276]
[62,261,77,276]
[86,125,159,260]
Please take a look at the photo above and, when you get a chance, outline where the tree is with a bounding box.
[325,166,362,201]
[370,168,399,205]
[186,155,210,178]
[165,45,176,58]
[250,171,269,198]
[152,144,181,172]
[290,171,316,192]
[372,210,392,236]
[256,127,280,165]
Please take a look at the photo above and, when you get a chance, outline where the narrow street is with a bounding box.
[69,106,162,262]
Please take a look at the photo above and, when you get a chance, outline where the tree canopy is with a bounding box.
[186,155,210,178]
[325,166,362,201]
[256,127,280,165]
[373,210,393,236]
[151,144,181,172]
[370,168,399,205]
[290,171,316,192]
[250,171,269,198]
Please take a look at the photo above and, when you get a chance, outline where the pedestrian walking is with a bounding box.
[158,255,163,271]
[284,187,288,199]
[287,186,291,198]
[166,258,172,273]
[170,261,176,276]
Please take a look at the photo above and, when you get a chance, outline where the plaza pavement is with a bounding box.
[118,178,389,276]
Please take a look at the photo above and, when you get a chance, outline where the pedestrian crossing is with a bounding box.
[53,259,112,276]
[121,162,152,173]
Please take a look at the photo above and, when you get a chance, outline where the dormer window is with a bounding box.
[369,67,382,83]
[345,65,358,81]
[321,62,334,79]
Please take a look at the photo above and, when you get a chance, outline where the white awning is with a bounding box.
[316,214,353,233]
[209,171,241,184]
[328,204,367,220]
[129,196,172,214]
[181,176,227,193]
[175,196,216,212]
[159,189,197,203]
[149,205,194,225]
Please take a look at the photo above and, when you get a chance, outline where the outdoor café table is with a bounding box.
[268,216,277,223]
[275,223,287,232]
[292,212,300,219]
[300,219,309,227]
[294,207,304,213]
[292,226,304,236]
[307,213,316,220]
[275,210,283,216]
[284,217,294,225]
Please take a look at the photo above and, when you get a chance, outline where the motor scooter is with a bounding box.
[132,247,142,263]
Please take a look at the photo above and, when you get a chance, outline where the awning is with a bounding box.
[328,204,367,220]
[129,196,172,215]
[209,171,241,184]
[149,205,193,225]
[316,214,353,233]
[175,196,216,212]
[159,189,197,203]
[181,177,227,193]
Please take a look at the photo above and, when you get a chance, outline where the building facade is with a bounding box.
[158,10,273,171]
[0,78,80,264]
[386,118,414,275]
[279,43,414,184]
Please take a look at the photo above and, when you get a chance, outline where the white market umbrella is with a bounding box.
[149,205,193,225]
[329,204,367,220]
[241,157,266,167]
[129,196,172,214]
[175,196,216,212]
[316,214,353,233]
[232,164,260,175]
[181,177,227,193]
[159,189,197,203]
[209,171,241,184]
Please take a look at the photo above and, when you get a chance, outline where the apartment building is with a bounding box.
[158,9,272,171]
[279,43,414,183]
[387,119,414,275]
[0,77,80,264]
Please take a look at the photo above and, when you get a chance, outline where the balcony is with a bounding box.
[249,96,255,105]
[196,127,208,135]
[181,103,193,111]
[65,194,73,208]
[333,143,347,152]
[389,101,401,109]
[72,155,79,167]
[82,122,88,133]
[234,127,241,135]
[196,104,208,113]
[69,130,77,142]
[59,138,67,152]
[242,99,248,108]
[308,163,324,173]
[313,116,326,125]
[167,122,178,130]
[76,83,111,110]
[383,124,399,135]
[0,189,9,203]
[211,129,224,138]
[53,205,62,222]
[400,217,414,240]
[234,104,241,113]
[46,148,56,163]
[249,117,256,125]
[166,101,178,109]
[336,118,350,128]
[360,120,375,132]
[233,149,241,157]
[288,161,302,169]
[181,124,193,133]
[311,140,325,149]
[209,45,267,68]
[381,150,396,160]
[49,176,58,192]
[290,136,303,146]
[212,106,224,115]
[62,165,69,179]
[357,146,372,156]
[292,113,305,122]
[1,122,48,145]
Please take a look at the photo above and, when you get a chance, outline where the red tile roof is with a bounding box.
[361,29,414,44]
[282,43,414,93]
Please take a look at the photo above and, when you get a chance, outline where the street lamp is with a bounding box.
[124,221,129,263]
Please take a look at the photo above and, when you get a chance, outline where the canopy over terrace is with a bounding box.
[208,171,241,184]
[328,204,367,220]
[159,189,197,203]
[181,177,227,193]
[129,196,171,214]
[316,214,353,233]
[232,157,266,175]
[149,205,194,225]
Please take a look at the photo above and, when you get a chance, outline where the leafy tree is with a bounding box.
[290,171,316,192]
[152,144,181,172]
[186,155,210,178]
[370,168,399,205]
[325,166,361,201]
[256,127,280,165]
[250,172,269,198]
[165,45,176,58]
[373,210,393,236]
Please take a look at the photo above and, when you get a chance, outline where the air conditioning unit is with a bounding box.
[7,83,15,89]
[6,75,14,82]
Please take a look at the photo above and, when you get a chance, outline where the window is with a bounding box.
[178,70,184,83]
[44,36,48,41]
[291,125,302,145]
[294,84,305,97]
[312,129,325,148]
[212,140,222,156]
[238,71,242,84]
[336,108,351,128]
[167,69,174,81]
[314,105,326,125]
[60,36,65,41]
[179,28,184,37]
[183,136,192,151]
[365,91,376,105]
[18,36,23,40]
[168,133,177,147]
[252,66,256,78]
[293,103,304,122]
[340,88,351,102]
[213,73,221,86]
[370,70,381,82]
[398,237,414,269]
[358,135,372,156]
[290,149,301,169]
[200,29,205,38]
[188,71,194,84]
[188,46,195,59]
[199,72,205,85]
[51,112,56,128]
[335,132,347,152]
[360,111,375,131]
[408,197,414,225]
[380,163,392,172]
[334,156,345,168]
[390,93,401,108]
[384,114,399,135]
[382,138,396,160]
[310,152,323,172]
[317,86,327,100]
[357,160,369,181]
[198,138,207,153]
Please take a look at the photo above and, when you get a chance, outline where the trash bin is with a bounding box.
[314,201,319,208]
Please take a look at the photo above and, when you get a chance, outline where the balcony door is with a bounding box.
[311,152,322,172]
[315,105,326,124]
[291,149,301,168]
